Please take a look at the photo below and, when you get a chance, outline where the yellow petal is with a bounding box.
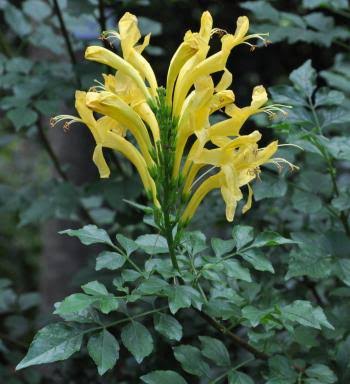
[75,91,99,141]
[251,85,268,109]
[93,144,110,178]
[85,46,151,100]
[233,16,250,44]
[86,91,154,166]
[215,68,233,92]
[181,173,221,224]
[242,183,253,214]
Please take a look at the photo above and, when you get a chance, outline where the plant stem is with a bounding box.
[86,306,168,334]
[111,244,145,276]
[194,308,269,360]
[52,0,81,88]
[209,357,255,384]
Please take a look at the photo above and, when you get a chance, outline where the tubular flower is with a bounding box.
[52,11,293,231]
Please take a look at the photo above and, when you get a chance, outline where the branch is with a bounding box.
[194,308,269,361]
[37,120,97,225]
[52,0,81,88]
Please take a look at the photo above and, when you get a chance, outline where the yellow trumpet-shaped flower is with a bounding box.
[54,10,292,235]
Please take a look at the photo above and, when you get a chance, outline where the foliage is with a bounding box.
[0,0,349,383]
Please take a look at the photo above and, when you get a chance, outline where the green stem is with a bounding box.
[110,244,145,276]
[209,357,255,384]
[85,306,168,334]
[52,0,81,88]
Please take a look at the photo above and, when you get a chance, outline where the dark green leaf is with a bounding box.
[232,226,254,250]
[60,225,113,246]
[154,314,183,341]
[199,336,230,367]
[7,107,38,130]
[136,276,169,295]
[251,232,295,248]
[223,260,252,282]
[23,0,51,21]
[121,321,153,363]
[136,234,169,254]
[305,364,337,383]
[173,345,210,377]
[116,234,139,256]
[289,59,316,97]
[141,370,187,384]
[95,251,126,271]
[87,330,119,376]
[228,371,254,384]
[54,293,96,315]
[82,281,108,296]
[211,238,235,258]
[239,248,274,273]
[16,324,83,370]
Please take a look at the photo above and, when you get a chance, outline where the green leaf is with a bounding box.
[199,336,230,367]
[267,355,298,384]
[4,4,32,36]
[154,314,183,341]
[82,281,108,296]
[95,251,126,271]
[242,305,275,327]
[116,234,139,256]
[305,364,337,384]
[87,330,119,376]
[292,190,322,214]
[289,59,316,97]
[211,238,235,257]
[97,295,119,314]
[141,370,187,384]
[232,226,254,250]
[121,321,153,363]
[228,371,254,384]
[16,323,83,370]
[239,248,274,273]
[282,300,334,330]
[334,259,350,286]
[54,293,96,315]
[136,276,169,295]
[167,285,192,314]
[136,234,169,254]
[60,225,113,246]
[182,231,207,255]
[6,107,38,130]
[251,231,295,248]
[23,0,51,21]
[173,345,210,377]
[223,260,252,282]
[253,174,288,201]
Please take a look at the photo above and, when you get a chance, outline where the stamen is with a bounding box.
[267,157,299,173]
[278,143,304,151]
[50,115,83,131]
[210,28,228,37]
[191,165,217,189]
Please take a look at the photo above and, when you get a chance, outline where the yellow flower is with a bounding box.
[53,10,290,227]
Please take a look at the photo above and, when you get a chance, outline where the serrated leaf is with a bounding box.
[173,345,210,377]
[136,276,169,295]
[95,251,126,271]
[60,225,113,246]
[141,370,188,384]
[136,234,169,254]
[239,248,274,273]
[223,260,252,282]
[87,330,119,376]
[121,321,153,363]
[16,323,83,370]
[116,234,139,256]
[282,300,334,330]
[199,336,230,367]
[154,314,183,341]
[211,238,235,257]
[228,371,254,384]
[82,281,108,296]
[232,226,254,250]
[167,285,192,314]
[289,60,316,97]
[251,232,295,248]
[54,293,96,315]
[305,364,337,383]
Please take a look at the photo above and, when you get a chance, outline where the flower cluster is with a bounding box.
[52,11,290,229]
